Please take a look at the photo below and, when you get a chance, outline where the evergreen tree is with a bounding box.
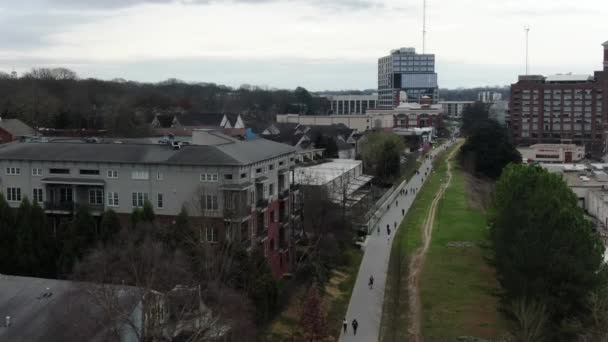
[30,201,56,277]
[0,193,15,274]
[58,206,96,274]
[247,247,279,325]
[14,198,34,275]
[490,164,607,335]
[142,200,155,222]
[99,209,121,245]
[299,284,328,341]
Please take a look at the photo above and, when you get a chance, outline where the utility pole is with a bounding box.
[422,0,427,54]
[525,26,530,75]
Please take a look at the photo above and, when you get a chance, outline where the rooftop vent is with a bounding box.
[5,316,10,328]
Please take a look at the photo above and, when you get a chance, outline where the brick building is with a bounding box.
[510,41,608,155]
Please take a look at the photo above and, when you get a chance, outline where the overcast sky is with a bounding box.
[1,0,607,90]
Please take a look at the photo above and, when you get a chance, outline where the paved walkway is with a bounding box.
[339,141,454,342]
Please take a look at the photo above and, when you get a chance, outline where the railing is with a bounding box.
[44,201,74,211]
[256,198,269,209]
[279,189,289,200]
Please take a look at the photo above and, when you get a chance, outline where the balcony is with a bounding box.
[256,198,269,210]
[44,201,74,212]
[279,189,289,201]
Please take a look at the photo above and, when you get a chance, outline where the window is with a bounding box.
[32,168,42,176]
[6,167,20,175]
[89,189,103,205]
[256,168,262,173]
[241,173,247,179]
[279,161,284,166]
[269,164,275,170]
[60,188,73,202]
[157,172,164,181]
[6,188,21,202]
[131,170,149,180]
[132,192,148,208]
[269,183,274,196]
[33,188,43,203]
[49,168,70,174]
[206,227,218,243]
[107,170,118,179]
[157,193,163,209]
[263,184,268,197]
[200,173,218,182]
[204,195,218,210]
[107,192,119,207]
[250,190,255,204]
[274,209,279,222]
[224,174,233,180]
[80,169,100,175]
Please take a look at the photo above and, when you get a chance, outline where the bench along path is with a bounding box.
[340,141,455,342]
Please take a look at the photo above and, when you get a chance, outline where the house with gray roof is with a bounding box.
[0,118,37,143]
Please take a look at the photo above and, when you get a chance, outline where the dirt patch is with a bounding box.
[325,270,348,299]
[463,171,494,212]
[407,143,461,342]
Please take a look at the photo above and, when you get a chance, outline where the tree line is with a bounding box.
[0,68,329,137]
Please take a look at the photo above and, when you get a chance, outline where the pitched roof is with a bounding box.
[0,118,37,137]
[175,113,226,127]
[0,138,295,166]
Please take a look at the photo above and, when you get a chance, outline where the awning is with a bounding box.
[255,176,269,183]
[41,177,105,186]
[220,182,253,191]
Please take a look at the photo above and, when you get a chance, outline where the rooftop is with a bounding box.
[545,74,593,83]
[292,159,362,186]
[0,138,295,166]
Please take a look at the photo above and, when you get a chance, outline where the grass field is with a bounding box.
[380,146,454,342]
[380,145,507,341]
[419,161,507,340]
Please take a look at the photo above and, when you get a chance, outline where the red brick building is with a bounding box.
[510,41,608,155]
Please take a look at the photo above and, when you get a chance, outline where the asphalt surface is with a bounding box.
[339,142,453,342]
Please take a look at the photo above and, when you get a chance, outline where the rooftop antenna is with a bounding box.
[524,26,530,75]
[422,0,427,54]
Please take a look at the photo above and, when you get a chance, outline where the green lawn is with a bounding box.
[380,146,455,342]
[420,162,507,340]
[380,144,506,341]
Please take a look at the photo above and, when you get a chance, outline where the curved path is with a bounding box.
[340,140,455,342]
[407,143,460,342]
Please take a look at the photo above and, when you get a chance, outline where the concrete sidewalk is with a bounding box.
[339,142,453,342]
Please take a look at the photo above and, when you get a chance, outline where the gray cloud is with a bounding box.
[44,0,379,11]
[0,10,107,51]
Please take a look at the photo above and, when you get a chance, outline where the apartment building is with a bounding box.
[378,47,438,108]
[0,133,297,277]
[510,40,608,154]
[439,101,474,119]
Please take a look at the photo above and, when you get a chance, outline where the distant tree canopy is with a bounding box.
[459,119,521,179]
[361,133,405,181]
[490,164,608,338]
[0,68,329,136]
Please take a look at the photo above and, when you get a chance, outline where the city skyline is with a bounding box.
[1,0,607,90]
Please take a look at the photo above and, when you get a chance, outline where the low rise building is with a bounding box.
[518,144,585,163]
[367,91,443,129]
[276,112,394,131]
[0,118,37,143]
[0,130,296,277]
[439,101,474,119]
[324,94,378,115]
[292,159,373,208]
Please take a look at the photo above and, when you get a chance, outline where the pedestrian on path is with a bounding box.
[386,224,390,235]
[394,221,397,229]
[369,275,374,289]
[396,200,398,206]
[377,226,380,235]
[343,318,348,333]
[402,209,405,216]
[352,319,358,335]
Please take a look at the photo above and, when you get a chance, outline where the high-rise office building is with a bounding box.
[378,47,438,109]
